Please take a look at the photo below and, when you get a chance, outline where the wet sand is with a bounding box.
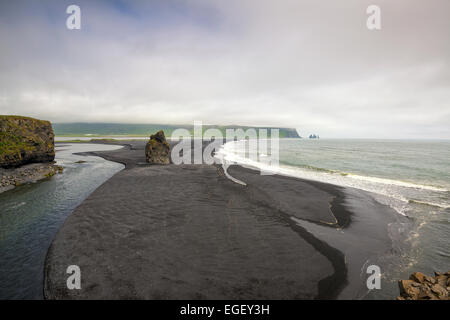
[44,141,404,299]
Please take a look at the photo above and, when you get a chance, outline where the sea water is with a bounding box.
[219,139,450,299]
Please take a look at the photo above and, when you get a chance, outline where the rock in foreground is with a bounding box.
[0,162,63,194]
[0,115,55,168]
[397,271,450,300]
[145,130,170,164]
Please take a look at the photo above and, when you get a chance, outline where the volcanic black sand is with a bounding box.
[44,141,406,299]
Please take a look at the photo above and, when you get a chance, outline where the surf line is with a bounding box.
[216,156,247,186]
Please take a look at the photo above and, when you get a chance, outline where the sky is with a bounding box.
[0,0,449,138]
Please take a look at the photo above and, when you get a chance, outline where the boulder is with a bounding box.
[397,271,450,300]
[431,284,448,298]
[398,280,420,299]
[0,115,55,168]
[409,272,426,283]
[145,130,170,165]
[435,274,448,287]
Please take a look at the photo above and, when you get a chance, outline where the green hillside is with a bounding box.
[53,123,300,138]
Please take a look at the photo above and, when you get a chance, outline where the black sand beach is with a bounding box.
[44,141,405,299]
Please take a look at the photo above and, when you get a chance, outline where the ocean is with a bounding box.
[219,138,450,298]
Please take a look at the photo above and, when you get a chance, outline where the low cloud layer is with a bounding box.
[0,0,449,138]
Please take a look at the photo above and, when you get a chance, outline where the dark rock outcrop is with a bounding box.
[0,115,55,168]
[0,163,63,194]
[397,271,450,300]
[145,130,170,164]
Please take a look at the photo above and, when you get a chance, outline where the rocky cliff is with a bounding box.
[0,115,55,168]
[145,130,170,164]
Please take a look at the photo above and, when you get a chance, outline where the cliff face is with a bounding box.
[145,130,170,165]
[0,115,55,168]
[281,128,300,138]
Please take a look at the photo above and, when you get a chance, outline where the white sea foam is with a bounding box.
[10,202,26,209]
[215,140,450,211]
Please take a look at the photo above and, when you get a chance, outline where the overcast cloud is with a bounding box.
[0,0,449,138]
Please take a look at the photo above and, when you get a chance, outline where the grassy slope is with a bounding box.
[0,115,54,167]
[53,123,300,138]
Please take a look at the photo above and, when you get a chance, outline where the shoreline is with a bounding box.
[0,143,124,299]
[44,140,405,299]
[0,162,63,195]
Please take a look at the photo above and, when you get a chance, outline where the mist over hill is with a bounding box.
[53,123,300,138]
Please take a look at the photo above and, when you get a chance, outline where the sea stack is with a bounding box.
[0,115,55,168]
[145,130,170,164]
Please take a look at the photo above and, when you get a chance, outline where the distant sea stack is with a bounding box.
[145,130,170,165]
[0,115,55,168]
